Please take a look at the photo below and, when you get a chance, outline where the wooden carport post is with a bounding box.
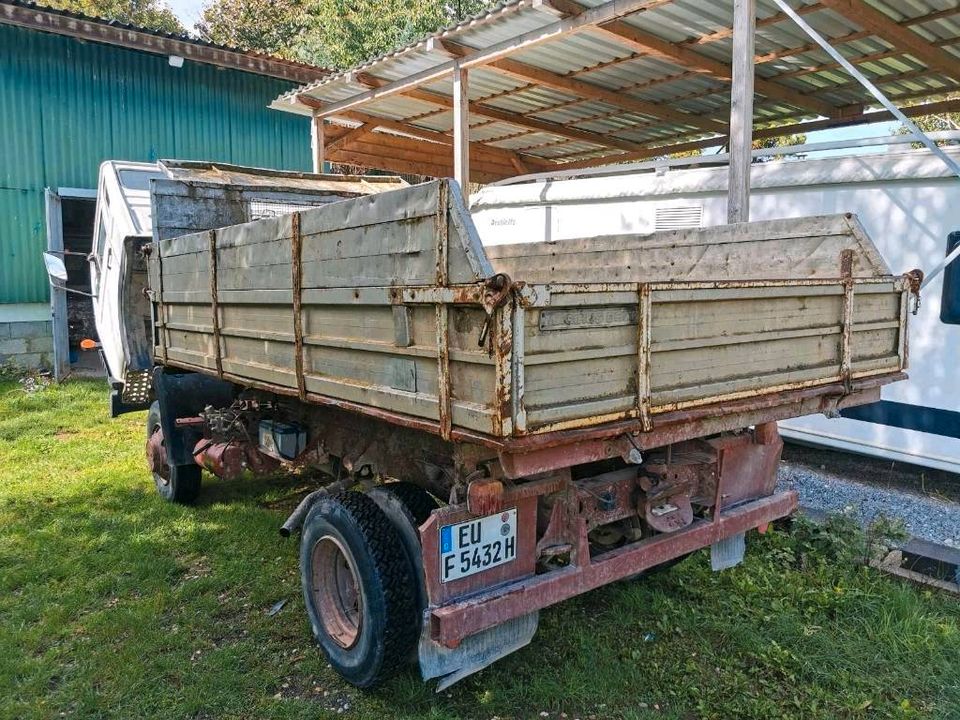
[727,0,756,224]
[452,62,470,192]
[311,113,325,174]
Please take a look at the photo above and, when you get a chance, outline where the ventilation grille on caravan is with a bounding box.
[654,205,703,231]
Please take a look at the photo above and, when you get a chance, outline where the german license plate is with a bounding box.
[439,508,517,583]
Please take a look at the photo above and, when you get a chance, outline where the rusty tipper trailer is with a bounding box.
[130,176,917,689]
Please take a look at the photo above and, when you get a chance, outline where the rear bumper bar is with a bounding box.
[429,490,798,647]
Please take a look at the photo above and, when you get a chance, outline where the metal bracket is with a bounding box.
[477,273,513,349]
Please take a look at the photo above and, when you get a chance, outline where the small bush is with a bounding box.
[773,513,908,570]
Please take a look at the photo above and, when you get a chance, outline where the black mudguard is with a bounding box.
[152,368,235,467]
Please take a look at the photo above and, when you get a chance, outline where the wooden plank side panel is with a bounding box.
[519,280,907,433]
[486,214,891,284]
[151,178,499,434]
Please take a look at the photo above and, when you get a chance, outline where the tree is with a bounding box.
[197,0,492,67]
[45,0,184,34]
[897,94,960,147]
[300,0,490,68]
[196,0,309,59]
[752,132,807,162]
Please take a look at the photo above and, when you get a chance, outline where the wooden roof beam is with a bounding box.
[309,0,686,118]
[691,3,826,46]
[551,97,960,170]
[340,73,650,152]
[440,40,726,134]
[331,109,554,169]
[544,0,839,118]
[298,95,552,167]
[819,0,960,81]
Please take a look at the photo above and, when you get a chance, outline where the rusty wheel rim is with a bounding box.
[147,425,170,486]
[311,536,362,649]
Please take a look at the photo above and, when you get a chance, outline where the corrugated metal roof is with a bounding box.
[0,22,311,304]
[273,0,960,181]
[0,0,330,83]
[0,0,329,79]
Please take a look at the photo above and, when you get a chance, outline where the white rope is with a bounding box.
[771,0,960,288]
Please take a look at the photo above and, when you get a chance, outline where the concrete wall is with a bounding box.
[0,319,53,370]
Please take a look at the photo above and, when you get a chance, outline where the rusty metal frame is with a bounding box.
[290,211,307,401]
[428,490,798,647]
[159,357,900,482]
[516,276,910,307]
[839,249,855,394]
[154,244,169,367]
[493,302,514,437]
[511,301,527,433]
[435,184,452,440]
[635,282,653,432]
[437,304,452,440]
[208,229,223,379]
[897,287,911,371]
[495,375,892,477]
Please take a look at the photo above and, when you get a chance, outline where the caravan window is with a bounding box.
[941,231,960,325]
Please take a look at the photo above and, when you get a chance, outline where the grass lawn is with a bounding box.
[1,378,958,720]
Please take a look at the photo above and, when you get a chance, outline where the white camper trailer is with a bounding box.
[471,142,960,474]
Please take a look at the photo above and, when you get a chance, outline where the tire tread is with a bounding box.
[305,492,418,687]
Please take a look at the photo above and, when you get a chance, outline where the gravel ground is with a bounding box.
[777,458,960,548]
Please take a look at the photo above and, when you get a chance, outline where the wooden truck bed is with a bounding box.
[147,179,914,446]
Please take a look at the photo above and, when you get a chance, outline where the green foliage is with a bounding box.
[769,514,908,570]
[196,0,310,59]
[1,379,958,719]
[752,133,808,161]
[197,0,491,67]
[299,0,490,68]
[43,0,184,34]
[897,96,960,148]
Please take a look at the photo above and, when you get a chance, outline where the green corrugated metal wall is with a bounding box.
[0,23,311,304]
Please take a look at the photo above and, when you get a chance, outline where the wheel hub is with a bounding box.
[146,426,170,483]
[311,536,362,649]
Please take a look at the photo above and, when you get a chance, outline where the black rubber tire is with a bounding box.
[300,492,419,688]
[146,401,201,504]
[370,481,439,526]
[367,482,439,641]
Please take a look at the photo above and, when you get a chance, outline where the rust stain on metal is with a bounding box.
[192,438,279,480]
[840,249,855,394]
[429,491,798,647]
[466,478,504,516]
[478,273,513,349]
[154,243,169,366]
[208,229,223,378]
[635,282,652,432]
[419,495,539,608]
[290,212,307,401]
[436,303,452,441]
[146,425,166,476]
[492,303,514,436]
[157,357,901,469]
[435,180,449,287]
[905,267,923,316]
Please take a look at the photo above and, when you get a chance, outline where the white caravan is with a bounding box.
[470,142,960,474]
